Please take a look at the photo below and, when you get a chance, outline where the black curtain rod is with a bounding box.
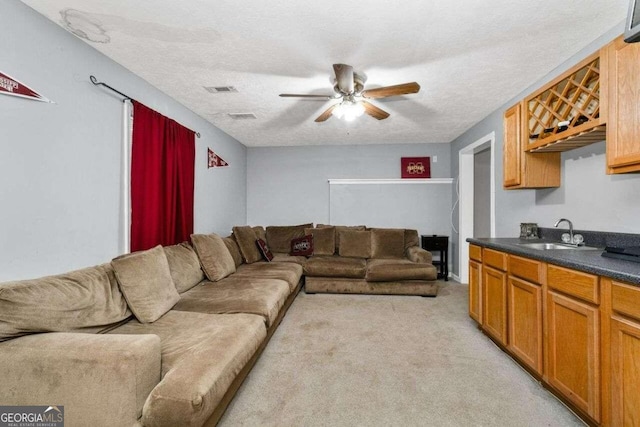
[89,75,201,138]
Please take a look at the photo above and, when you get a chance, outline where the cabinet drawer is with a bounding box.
[509,255,544,284]
[484,249,507,271]
[469,244,482,262]
[547,265,599,304]
[612,281,640,322]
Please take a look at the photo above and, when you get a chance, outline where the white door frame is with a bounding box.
[458,131,496,284]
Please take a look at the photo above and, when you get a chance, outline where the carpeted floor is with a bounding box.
[219,281,584,426]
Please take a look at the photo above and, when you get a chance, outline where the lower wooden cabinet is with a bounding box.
[507,276,542,375]
[468,259,482,324]
[609,280,640,426]
[482,265,508,346]
[545,289,600,422]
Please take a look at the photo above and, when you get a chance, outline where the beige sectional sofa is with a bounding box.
[0,224,437,426]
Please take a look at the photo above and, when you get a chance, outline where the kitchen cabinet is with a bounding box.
[481,249,508,346]
[468,244,482,324]
[608,279,640,426]
[545,265,600,423]
[603,36,640,174]
[503,102,561,189]
[507,255,543,375]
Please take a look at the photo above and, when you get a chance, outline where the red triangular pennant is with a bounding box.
[208,148,229,168]
[0,71,51,103]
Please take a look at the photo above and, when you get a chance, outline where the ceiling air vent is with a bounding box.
[204,86,237,93]
[228,113,257,120]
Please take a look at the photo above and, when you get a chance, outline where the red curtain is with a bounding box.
[130,101,195,252]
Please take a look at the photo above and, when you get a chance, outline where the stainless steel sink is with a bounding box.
[517,242,600,251]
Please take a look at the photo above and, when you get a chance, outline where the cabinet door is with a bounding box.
[546,290,600,422]
[605,36,640,173]
[508,276,542,375]
[482,266,508,346]
[610,316,640,426]
[469,260,482,324]
[503,103,522,187]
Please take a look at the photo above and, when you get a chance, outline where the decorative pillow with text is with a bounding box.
[256,238,274,262]
[290,235,314,257]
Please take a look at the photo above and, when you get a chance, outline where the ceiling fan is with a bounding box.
[279,64,420,122]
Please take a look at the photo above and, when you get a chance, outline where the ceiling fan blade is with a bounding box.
[333,64,354,94]
[362,101,390,120]
[315,104,338,122]
[361,82,420,99]
[279,93,333,99]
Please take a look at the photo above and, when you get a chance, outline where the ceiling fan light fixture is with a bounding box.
[332,99,365,121]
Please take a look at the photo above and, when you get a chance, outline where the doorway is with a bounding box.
[458,132,496,284]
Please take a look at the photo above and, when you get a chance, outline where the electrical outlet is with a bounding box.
[433,156,438,163]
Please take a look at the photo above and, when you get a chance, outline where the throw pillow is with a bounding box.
[256,238,274,262]
[290,234,314,257]
[112,245,180,323]
[190,234,237,281]
[305,227,335,256]
[223,235,244,268]
[371,228,405,259]
[232,226,263,264]
[338,230,372,258]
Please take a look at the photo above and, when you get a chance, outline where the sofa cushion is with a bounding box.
[0,264,132,341]
[265,223,313,253]
[371,228,405,259]
[256,238,274,261]
[111,245,180,323]
[318,224,366,251]
[234,262,303,292]
[191,234,236,281]
[223,235,244,268]
[304,256,367,278]
[173,277,290,327]
[365,258,437,282]
[290,234,314,256]
[163,242,205,293]
[232,226,263,264]
[339,230,372,258]
[271,253,308,266]
[252,226,267,242]
[109,310,266,427]
[405,229,420,249]
[305,227,335,256]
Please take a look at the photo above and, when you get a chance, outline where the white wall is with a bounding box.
[450,22,640,276]
[0,2,246,280]
[247,143,451,226]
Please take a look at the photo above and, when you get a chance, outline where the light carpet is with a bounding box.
[219,281,583,426]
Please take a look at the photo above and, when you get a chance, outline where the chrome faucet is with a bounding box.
[554,218,583,245]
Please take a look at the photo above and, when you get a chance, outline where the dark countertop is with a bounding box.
[467,237,640,286]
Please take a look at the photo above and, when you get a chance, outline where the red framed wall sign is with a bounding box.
[401,157,431,178]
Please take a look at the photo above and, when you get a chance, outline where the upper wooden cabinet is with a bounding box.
[602,36,640,174]
[503,102,560,189]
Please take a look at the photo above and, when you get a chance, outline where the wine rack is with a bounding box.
[525,52,605,153]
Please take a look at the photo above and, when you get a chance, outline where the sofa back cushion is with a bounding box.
[112,245,180,323]
[253,226,267,242]
[163,242,205,293]
[404,229,420,249]
[305,227,335,256]
[371,228,405,259]
[266,223,313,253]
[223,235,244,268]
[0,264,132,341]
[338,230,372,258]
[232,226,262,264]
[191,234,237,281]
[317,224,366,252]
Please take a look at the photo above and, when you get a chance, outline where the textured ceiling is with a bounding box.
[22,0,627,147]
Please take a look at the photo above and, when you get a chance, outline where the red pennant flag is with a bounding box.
[208,148,229,168]
[0,71,51,103]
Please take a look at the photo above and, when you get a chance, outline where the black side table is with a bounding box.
[421,235,449,281]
